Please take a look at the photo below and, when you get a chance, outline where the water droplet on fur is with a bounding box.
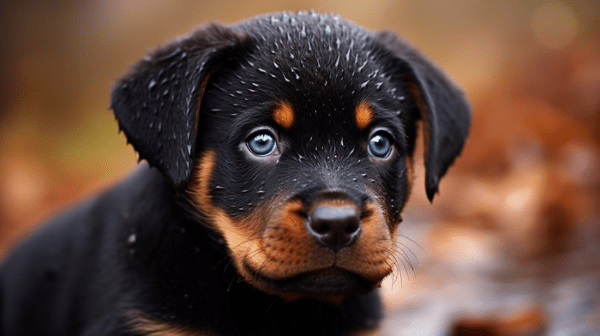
[127,233,136,245]
[358,60,368,72]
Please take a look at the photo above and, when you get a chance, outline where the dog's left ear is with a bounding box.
[374,31,471,202]
[111,24,250,190]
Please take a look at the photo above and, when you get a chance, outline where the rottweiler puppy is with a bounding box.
[0,11,470,336]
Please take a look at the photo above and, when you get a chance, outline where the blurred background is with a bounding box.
[1,1,599,335]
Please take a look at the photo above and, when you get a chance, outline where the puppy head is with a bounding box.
[111,12,470,301]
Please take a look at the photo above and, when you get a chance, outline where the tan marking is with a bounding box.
[406,81,430,159]
[355,100,374,130]
[126,311,211,336]
[336,200,394,283]
[401,155,415,211]
[255,200,334,281]
[187,155,332,288]
[186,151,395,299]
[273,101,295,129]
[187,151,256,273]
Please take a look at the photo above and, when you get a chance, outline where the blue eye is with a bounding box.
[247,132,277,156]
[368,133,392,159]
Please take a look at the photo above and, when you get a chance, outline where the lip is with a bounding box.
[245,262,375,295]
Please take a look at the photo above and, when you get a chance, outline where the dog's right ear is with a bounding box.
[111,23,250,190]
[374,31,471,202]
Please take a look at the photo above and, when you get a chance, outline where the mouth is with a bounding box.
[245,262,375,295]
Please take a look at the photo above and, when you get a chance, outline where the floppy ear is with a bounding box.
[111,23,249,190]
[374,31,471,202]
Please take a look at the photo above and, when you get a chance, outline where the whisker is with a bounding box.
[212,234,265,270]
[388,253,403,288]
[265,296,279,315]
[397,242,420,266]
[397,234,424,250]
[395,250,411,281]
[227,275,238,292]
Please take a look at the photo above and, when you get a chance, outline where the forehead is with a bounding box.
[238,12,373,63]
[204,13,402,129]
[235,13,381,95]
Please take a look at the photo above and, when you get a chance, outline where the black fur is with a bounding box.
[1,12,470,335]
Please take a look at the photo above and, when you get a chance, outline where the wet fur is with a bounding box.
[0,12,470,336]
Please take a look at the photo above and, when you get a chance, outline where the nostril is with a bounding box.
[307,205,362,251]
[313,222,331,235]
[345,221,359,234]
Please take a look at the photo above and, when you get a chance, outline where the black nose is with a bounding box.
[307,205,361,251]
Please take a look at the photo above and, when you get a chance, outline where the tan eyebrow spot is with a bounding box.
[273,101,295,129]
[355,100,373,130]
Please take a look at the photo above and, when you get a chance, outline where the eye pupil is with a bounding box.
[368,133,392,158]
[247,133,276,156]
